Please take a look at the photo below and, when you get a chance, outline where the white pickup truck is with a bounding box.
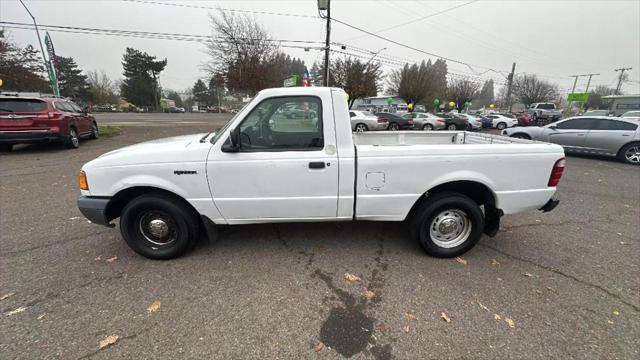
[77,87,565,260]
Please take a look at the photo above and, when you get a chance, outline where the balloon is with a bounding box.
[433,98,440,105]
[489,103,495,109]
[345,93,349,101]
[387,97,393,105]
[0,79,3,87]
[449,101,455,107]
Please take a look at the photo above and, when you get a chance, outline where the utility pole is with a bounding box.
[19,0,54,94]
[318,0,331,87]
[614,67,632,94]
[569,75,580,93]
[505,62,516,112]
[583,73,599,93]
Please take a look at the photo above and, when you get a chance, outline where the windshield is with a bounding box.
[537,103,555,110]
[210,100,254,144]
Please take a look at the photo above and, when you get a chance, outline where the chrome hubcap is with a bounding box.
[429,209,472,248]
[139,211,177,246]
[71,130,79,146]
[625,146,640,163]
[356,124,366,132]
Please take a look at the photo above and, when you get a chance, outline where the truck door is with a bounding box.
[545,118,594,151]
[206,95,339,223]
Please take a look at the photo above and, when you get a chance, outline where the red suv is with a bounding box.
[0,96,98,151]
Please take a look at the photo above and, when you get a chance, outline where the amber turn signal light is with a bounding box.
[78,170,89,190]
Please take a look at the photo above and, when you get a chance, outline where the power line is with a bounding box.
[329,16,508,76]
[122,0,317,19]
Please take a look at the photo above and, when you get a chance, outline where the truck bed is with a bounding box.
[352,131,539,146]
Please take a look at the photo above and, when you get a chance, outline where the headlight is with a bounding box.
[78,170,89,190]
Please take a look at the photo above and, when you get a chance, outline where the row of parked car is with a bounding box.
[349,110,520,132]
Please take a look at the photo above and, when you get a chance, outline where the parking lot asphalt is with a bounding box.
[1,117,639,359]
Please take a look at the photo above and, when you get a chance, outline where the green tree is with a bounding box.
[56,56,89,101]
[208,74,225,106]
[120,47,167,108]
[474,79,494,108]
[0,30,49,92]
[192,79,209,105]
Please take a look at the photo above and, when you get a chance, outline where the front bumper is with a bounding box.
[538,197,560,212]
[78,196,114,227]
[0,130,63,144]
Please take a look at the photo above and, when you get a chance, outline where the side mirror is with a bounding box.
[548,125,557,130]
[221,127,240,153]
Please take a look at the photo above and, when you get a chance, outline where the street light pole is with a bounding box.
[318,0,331,87]
[19,0,54,94]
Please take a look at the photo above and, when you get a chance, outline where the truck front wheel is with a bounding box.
[120,193,200,259]
[412,192,484,257]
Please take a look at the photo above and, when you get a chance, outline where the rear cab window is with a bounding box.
[0,99,48,113]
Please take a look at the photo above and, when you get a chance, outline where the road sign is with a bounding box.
[283,75,300,87]
[567,93,589,103]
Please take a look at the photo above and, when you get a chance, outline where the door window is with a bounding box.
[238,96,323,151]
[54,101,73,113]
[555,118,595,129]
[593,119,638,131]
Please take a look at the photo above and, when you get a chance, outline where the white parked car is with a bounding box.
[349,110,387,132]
[486,114,519,130]
[621,111,640,121]
[77,87,565,260]
[463,114,483,130]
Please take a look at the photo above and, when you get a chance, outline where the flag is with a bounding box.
[302,66,310,87]
[44,32,60,96]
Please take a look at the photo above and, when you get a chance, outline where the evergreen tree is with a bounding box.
[192,79,209,105]
[120,47,167,108]
[0,30,49,92]
[56,56,89,101]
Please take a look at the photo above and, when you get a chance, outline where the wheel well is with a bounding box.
[105,186,198,222]
[404,180,496,221]
[617,141,640,158]
[511,132,531,139]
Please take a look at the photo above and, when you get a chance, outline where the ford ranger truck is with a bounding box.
[528,102,563,125]
[77,87,565,260]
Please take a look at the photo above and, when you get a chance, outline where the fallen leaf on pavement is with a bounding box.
[494,314,501,321]
[37,314,45,320]
[94,255,102,261]
[344,273,361,283]
[478,302,489,311]
[6,307,26,316]
[364,290,375,300]
[69,216,81,220]
[0,292,15,301]
[505,318,515,328]
[612,309,620,316]
[147,300,161,313]
[403,325,410,332]
[455,257,467,265]
[441,312,451,323]
[491,259,500,266]
[607,319,614,324]
[314,341,324,352]
[106,256,118,263]
[99,335,119,349]
[523,273,533,277]
[375,323,387,332]
[405,312,417,321]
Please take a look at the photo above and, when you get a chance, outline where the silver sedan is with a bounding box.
[403,112,446,130]
[502,116,640,164]
[350,110,388,132]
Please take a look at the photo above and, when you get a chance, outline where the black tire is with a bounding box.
[120,193,200,259]
[496,122,507,130]
[65,127,80,148]
[466,124,473,131]
[90,122,99,139]
[354,123,368,132]
[618,142,640,165]
[422,123,434,131]
[412,192,485,258]
[447,124,457,131]
[0,144,12,152]
[511,133,531,140]
[388,122,399,131]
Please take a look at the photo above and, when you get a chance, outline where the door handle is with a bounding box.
[309,161,325,169]
[577,133,585,136]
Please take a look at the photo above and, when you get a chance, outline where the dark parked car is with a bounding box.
[0,96,98,151]
[374,112,413,130]
[476,114,493,128]
[436,112,468,130]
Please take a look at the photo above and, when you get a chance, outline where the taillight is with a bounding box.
[48,111,63,120]
[436,119,445,123]
[548,158,565,187]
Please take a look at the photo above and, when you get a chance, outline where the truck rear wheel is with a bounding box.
[120,193,200,259]
[412,192,484,257]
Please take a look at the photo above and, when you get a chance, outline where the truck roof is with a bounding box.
[257,87,345,98]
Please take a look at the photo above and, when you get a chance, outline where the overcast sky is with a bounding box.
[2,0,639,95]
